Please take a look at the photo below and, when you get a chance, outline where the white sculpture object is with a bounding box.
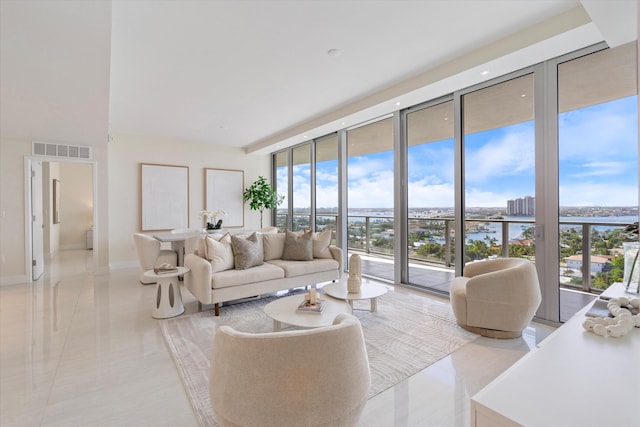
[347,254,362,293]
[582,296,640,338]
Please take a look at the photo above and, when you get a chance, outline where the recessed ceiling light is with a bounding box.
[444,117,448,121]
[521,94,527,97]
[395,102,401,106]
[481,70,489,75]
[303,135,309,139]
[327,48,342,57]
[341,122,346,126]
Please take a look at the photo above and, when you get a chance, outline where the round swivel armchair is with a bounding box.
[132,233,178,284]
[450,258,542,338]
[209,313,371,427]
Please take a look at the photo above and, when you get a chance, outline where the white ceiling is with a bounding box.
[0,1,637,154]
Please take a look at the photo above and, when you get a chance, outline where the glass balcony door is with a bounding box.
[347,117,394,281]
[405,100,455,293]
[462,73,536,266]
[556,42,638,321]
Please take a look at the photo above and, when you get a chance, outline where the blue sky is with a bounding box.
[282,96,637,210]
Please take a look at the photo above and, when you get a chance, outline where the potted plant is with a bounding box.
[243,176,283,228]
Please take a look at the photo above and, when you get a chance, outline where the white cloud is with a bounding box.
[559,99,637,161]
[465,125,534,184]
[348,169,394,208]
[568,161,631,178]
[560,182,637,206]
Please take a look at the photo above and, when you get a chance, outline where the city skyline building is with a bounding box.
[508,196,535,216]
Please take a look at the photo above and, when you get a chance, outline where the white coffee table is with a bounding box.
[263,293,351,331]
[322,278,388,312]
[143,266,189,319]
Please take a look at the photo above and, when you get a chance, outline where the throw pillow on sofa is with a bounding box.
[230,232,264,270]
[263,233,285,261]
[203,233,234,273]
[312,229,333,259]
[282,229,313,261]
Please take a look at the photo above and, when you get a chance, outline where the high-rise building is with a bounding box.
[507,196,535,216]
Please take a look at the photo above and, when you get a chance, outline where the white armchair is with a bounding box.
[450,257,542,338]
[209,313,371,427]
[132,233,178,284]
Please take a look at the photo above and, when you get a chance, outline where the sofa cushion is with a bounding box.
[203,233,234,273]
[230,232,264,270]
[312,229,333,259]
[263,233,285,261]
[267,258,339,278]
[211,263,285,289]
[282,230,313,261]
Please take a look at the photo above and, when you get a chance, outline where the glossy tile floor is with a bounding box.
[1,250,555,427]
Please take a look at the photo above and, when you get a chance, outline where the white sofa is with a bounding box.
[184,230,343,316]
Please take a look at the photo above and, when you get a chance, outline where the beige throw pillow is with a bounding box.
[203,233,235,272]
[230,232,264,270]
[282,229,313,261]
[263,233,286,260]
[312,229,333,259]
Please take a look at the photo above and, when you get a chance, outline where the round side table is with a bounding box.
[322,279,388,312]
[143,267,189,319]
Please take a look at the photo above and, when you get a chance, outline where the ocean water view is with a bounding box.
[335,209,638,244]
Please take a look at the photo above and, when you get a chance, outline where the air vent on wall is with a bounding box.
[32,141,92,160]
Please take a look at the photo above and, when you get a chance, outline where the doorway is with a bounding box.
[26,157,97,281]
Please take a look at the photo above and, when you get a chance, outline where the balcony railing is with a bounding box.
[276,212,631,294]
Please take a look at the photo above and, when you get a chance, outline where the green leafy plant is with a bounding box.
[243,176,284,228]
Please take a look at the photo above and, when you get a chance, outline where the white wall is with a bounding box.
[0,139,30,282]
[108,133,271,269]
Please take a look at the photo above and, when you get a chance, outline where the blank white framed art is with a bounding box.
[140,163,189,231]
[205,168,244,228]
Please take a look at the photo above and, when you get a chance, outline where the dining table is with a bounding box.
[152,231,205,266]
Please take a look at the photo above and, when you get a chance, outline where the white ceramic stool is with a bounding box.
[143,267,189,319]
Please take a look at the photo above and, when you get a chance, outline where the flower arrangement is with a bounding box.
[200,209,227,230]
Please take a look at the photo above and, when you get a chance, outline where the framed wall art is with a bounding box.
[140,163,189,231]
[205,168,244,228]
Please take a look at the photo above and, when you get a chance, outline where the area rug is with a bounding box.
[160,289,478,427]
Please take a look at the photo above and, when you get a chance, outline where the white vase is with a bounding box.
[623,242,640,293]
[347,254,362,293]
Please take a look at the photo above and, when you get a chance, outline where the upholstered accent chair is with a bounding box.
[209,313,371,427]
[132,233,178,284]
[450,257,542,339]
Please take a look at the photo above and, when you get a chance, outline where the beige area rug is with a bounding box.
[160,289,478,427]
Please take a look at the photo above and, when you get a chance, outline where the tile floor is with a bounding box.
[0,250,555,427]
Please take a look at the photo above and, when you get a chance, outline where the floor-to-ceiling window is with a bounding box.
[405,100,455,293]
[347,117,394,281]
[462,73,536,265]
[291,144,311,231]
[271,43,638,324]
[274,151,289,231]
[557,42,638,321]
[315,134,339,244]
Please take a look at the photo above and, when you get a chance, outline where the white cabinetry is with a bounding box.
[471,283,639,427]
